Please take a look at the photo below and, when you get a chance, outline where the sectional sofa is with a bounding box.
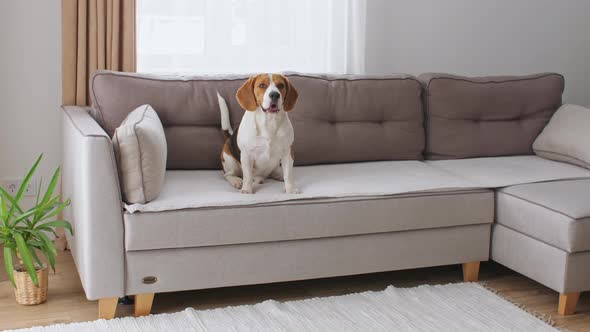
[61,70,590,319]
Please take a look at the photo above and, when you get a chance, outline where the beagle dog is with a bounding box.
[217,73,300,194]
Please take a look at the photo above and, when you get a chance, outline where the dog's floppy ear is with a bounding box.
[236,76,258,112]
[283,78,299,112]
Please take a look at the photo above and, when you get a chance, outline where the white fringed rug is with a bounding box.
[10,283,557,332]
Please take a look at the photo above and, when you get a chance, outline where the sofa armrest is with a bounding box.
[61,106,124,300]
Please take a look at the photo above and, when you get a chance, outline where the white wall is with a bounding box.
[365,0,590,106]
[0,1,62,207]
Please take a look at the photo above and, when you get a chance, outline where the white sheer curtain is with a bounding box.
[137,0,366,75]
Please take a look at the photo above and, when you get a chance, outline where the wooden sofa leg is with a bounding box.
[462,262,480,282]
[135,293,155,317]
[98,297,118,319]
[558,292,580,316]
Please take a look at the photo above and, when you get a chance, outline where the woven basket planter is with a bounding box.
[14,266,48,305]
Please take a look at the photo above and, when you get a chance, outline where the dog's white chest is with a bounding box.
[238,111,292,172]
[249,133,286,169]
[249,136,271,159]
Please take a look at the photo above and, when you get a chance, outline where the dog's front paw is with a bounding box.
[240,186,254,194]
[285,186,301,194]
[227,177,243,189]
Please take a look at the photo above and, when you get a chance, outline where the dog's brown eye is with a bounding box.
[258,83,266,88]
[277,83,285,89]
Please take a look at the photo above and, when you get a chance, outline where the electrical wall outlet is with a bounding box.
[24,179,38,197]
[1,179,37,197]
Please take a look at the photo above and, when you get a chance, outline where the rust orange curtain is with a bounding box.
[59,0,136,250]
[62,0,136,106]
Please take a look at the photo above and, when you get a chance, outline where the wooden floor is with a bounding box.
[0,251,588,331]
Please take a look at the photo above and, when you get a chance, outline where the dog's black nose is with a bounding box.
[269,91,280,100]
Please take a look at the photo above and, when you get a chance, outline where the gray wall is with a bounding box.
[0,1,61,207]
[366,0,590,106]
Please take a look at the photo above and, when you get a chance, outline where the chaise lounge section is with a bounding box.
[61,70,589,319]
[493,180,590,315]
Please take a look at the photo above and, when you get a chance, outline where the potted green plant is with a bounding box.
[0,154,73,305]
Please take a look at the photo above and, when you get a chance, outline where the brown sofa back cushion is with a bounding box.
[419,73,564,160]
[91,71,424,169]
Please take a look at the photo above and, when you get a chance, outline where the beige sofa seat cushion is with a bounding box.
[124,160,480,213]
[534,104,590,169]
[112,104,167,204]
[124,156,590,214]
[497,179,590,253]
[425,155,590,188]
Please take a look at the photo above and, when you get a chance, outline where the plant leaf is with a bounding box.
[28,240,45,247]
[38,220,73,236]
[30,248,43,268]
[10,154,42,218]
[4,246,16,287]
[14,232,39,286]
[0,187,24,215]
[3,241,16,249]
[39,166,60,209]
[12,206,43,226]
[32,196,60,226]
[35,178,43,208]
[37,231,57,271]
[0,195,7,223]
[43,246,56,271]
[37,231,57,257]
[38,199,71,224]
[35,226,58,237]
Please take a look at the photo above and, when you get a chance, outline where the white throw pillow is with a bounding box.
[533,104,590,169]
[112,104,167,204]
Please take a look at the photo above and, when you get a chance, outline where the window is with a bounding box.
[137,0,366,75]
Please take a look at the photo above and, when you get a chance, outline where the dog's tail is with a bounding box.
[217,92,233,140]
